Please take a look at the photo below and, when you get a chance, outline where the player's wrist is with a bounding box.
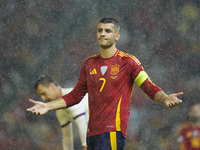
[154,91,168,103]
[162,95,168,103]
[46,103,52,111]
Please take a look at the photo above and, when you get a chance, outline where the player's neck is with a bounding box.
[58,86,63,97]
[99,45,117,59]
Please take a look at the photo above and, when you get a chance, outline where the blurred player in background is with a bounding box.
[177,104,200,150]
[27,17,183,150]
[34,76,88,150]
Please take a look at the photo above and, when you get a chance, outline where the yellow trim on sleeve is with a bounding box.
[134,71,148,87]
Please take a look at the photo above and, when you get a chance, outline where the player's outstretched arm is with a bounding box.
[27,98,67,115]
[154,91,183,108]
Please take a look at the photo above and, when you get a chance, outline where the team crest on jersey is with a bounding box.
[110,64,120,79]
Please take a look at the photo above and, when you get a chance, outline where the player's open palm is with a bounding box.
[26,99,49,115]
[164,92,183,108]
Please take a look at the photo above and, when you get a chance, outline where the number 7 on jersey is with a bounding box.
[99,78,106,92]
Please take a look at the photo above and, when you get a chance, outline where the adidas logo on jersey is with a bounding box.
[90,69,97,74]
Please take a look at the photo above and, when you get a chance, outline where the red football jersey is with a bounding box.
[62,50,162,137]
[177,123,200,150]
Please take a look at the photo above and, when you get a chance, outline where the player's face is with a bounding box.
[36,83,57,102]
[97,23,120,49]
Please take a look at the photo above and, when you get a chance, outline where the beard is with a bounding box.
[98,41,114,49]
[99,44,112,49]
[97,37,115,49]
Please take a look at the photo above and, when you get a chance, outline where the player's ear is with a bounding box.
[116,32,120,41]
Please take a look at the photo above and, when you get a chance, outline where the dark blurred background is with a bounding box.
[0,0,200,149]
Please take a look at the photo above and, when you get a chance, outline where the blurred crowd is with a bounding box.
[0,0,200,149]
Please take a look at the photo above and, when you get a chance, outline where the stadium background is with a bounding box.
[0,0,200,149]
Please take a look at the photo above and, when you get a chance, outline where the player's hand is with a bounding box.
[163,92,183,108]
[26,99,49,115]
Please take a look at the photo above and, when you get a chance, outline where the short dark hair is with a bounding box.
[99,17,120,32]
[34,75,57,90]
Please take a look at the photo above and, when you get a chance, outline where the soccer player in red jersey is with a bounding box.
[27,17,183,150]
[177,104,200,150]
